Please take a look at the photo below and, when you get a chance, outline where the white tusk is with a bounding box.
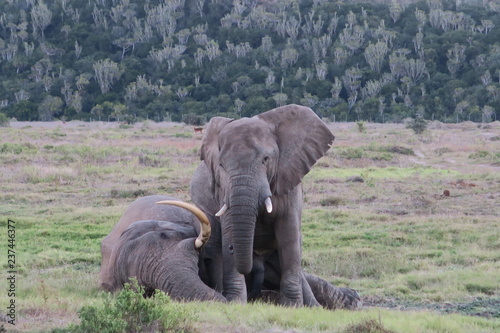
[215,204,228,217]
[265,197,273,213]
[155,200,211,249]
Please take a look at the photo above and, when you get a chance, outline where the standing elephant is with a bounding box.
[99,195,226,302]
[190,104,351,306]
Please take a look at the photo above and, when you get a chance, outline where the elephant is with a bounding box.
[98,195,226,302]
[100,195,360,309]
[190,104,360,307]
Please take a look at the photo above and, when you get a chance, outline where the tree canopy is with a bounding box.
[0,0,499,123]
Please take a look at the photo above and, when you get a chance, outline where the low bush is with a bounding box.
[0,112,9,127]
[406,117,428,134]
[55,280,194,333]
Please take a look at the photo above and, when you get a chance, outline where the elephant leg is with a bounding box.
[304,273,362,310]
[275,190,304,307]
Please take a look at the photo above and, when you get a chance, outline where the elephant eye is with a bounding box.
[160,232,168,240]
[263,156,269,164]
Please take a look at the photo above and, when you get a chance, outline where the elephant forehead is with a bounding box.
[220,119,276,150]
[122,220,196,241]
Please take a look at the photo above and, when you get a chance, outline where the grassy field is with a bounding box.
[0,120,499,332]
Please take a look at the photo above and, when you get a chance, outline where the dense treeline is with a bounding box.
[0,0,499,123]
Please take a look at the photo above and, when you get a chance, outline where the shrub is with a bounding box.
[343,318,395,333]
[320,196,344,207]
[182,113,206,126]
[0,113,9,127]
[338,147,364,159]
[56,280,193,333]
[356,121,366,133]
[406,117,428,134]
[384,146,414,155]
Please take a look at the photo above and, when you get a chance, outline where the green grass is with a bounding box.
[0,121,499,332]
[185,301,499,333]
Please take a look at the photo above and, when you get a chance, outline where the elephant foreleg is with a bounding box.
[304,272,362,310]
[275,189,305,307]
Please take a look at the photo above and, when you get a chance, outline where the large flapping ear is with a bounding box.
[200,117,233,176]
[257,104,334,195]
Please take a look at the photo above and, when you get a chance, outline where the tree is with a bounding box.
[31,0,52,38]
[93,59,122,94]
[482,105,495,123]
[234,98,245,116]
[364,41,388,73]
[272,93,288,107]
[389,0,403,23]
[342,67,362,100]
[446,44,466,77]
[339,25,365,54]
[38,95,63,121]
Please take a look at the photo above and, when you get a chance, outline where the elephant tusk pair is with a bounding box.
[214,197,273,217]
[155,200,211,249]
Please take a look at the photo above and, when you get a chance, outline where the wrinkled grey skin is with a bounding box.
[99,195,226,302]
[190,104,357,306]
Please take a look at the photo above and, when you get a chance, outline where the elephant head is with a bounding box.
[193,104,334,278]
[106,200,226,302]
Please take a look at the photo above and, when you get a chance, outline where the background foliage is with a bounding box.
[0,0,499,123]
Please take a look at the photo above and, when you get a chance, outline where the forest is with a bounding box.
[0,0,499,124]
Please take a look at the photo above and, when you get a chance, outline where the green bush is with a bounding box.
[182,113,206,126]
[0,113,9,127]
[406,117,428,134]
[338,147,364,159]
[356,121,366,133]
[56,280,193,333]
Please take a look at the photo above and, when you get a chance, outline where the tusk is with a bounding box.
[265,197,272,213]
[155,200,211,249]
[215,204,228,217]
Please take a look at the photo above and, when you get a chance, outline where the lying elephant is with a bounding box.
[99,195,225,302]
[100,195,361,309]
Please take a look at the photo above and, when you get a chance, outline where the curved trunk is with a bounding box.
[154,242,227,302]
[158,269,226,302]
[226,178,260,275]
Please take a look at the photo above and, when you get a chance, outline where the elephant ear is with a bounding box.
[257,104,334,195]
[200,116,233,177]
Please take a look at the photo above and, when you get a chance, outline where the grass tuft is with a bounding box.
[343,318,396,333]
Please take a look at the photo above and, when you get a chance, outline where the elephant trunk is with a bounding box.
[156,241,227,302]
[159,271,226,302]
[225,177,261,275]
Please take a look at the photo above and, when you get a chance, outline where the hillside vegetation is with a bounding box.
[0,120,498,332]
[0,0,499,123]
